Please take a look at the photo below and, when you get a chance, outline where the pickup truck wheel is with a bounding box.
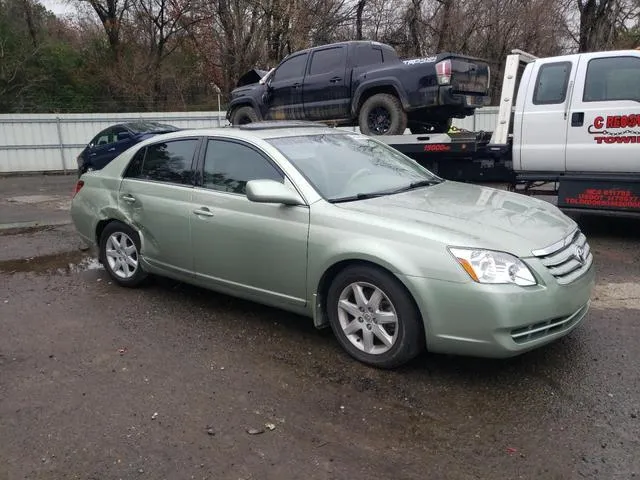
[359,94,407,136]
[230,106,259,125]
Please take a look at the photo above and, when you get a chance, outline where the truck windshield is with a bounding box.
[267,133,441,202]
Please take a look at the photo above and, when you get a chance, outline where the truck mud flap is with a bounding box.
[558,178,640,214]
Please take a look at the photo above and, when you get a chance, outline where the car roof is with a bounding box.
[146,122,351,141]
[286,40,393,57]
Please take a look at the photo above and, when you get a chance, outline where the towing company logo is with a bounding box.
[588,114,640,144]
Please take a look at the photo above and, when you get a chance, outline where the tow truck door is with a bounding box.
[518,57,578,171]
[565,52,640,173]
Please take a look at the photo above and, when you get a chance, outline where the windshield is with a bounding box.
[266,133,441,202]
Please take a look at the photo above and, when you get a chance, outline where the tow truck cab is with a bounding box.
[511,49,640,214]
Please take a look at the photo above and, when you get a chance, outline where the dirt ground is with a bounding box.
[0,175,639,479]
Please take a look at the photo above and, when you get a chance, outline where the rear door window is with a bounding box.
[309,47,346,75]
[533,62,572,105]
[90,127,116,147]
[354,45,383,67]
[583,56,640,102]
[125,139,198,184]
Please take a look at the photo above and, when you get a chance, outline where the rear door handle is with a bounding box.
[108,147,116,152]
[121,194,136,203]
[293,83,302,89]
[571,112,584,127]
[193,207,214,217]
[329,77,342,83]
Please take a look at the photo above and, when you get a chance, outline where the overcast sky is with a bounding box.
[39,0,76,16]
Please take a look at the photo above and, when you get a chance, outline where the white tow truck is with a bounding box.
[377,48,640,217]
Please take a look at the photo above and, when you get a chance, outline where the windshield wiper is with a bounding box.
[330,191,393,203]
[388,179,442,194]
[329,179,442,204]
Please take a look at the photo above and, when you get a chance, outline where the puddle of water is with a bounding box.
[0,251,103,275]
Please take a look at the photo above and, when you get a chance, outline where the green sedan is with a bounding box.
[70,122,595,368]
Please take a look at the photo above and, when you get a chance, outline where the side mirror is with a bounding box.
[246,180,304,206]
[117,131,132,141]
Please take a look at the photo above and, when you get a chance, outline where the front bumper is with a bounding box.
[400,262,595,358]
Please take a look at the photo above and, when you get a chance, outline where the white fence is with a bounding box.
[0,108,498,174]
[0,112,226,174]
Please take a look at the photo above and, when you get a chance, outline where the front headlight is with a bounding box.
[448,248,537,286]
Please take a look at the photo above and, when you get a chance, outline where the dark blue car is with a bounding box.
[77,121,180,175]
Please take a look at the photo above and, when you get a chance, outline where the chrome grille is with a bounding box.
[532,229,593,285]
[511,303,588,344]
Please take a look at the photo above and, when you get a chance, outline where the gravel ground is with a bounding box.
[0,177,639,480]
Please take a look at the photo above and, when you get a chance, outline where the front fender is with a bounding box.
[227,97,264,120]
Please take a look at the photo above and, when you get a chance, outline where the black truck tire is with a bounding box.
[230,106,259,125]
[358,94,407,136]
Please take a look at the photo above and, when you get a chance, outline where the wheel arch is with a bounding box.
[312,258,425,335]
[351,80,409,117]
[227,99,262,121]
[95,213,145,258]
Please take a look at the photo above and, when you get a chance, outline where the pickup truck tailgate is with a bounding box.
[448,57,490,94]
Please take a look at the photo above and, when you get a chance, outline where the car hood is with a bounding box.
[334,181,576,257]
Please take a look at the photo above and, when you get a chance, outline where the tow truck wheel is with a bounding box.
[359,94,407,136]
[230,106,259,126]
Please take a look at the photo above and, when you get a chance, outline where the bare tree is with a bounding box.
[83,0,131,58]
[355,0,366,39]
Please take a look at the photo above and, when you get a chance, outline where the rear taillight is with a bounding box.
[73,180,84,198]
[436,59,452,85]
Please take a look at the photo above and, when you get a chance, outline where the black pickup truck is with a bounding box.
[227,40,491,134]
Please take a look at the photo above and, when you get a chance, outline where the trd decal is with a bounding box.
[588,114,640,144]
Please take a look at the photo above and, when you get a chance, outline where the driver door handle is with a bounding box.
[121,193,136,203]
[329,77,342,83]
[108,147,116,152]
[193,207,214,217]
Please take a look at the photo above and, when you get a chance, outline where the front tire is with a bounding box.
[230,106,259,126]
[99,221,148,287]
[327,265,424,368]
[358,93,407,136]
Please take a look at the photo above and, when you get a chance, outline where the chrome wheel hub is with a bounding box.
[105,232,138,279]
[337,281,398,355]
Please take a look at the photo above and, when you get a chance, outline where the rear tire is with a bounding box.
[326,265,424,368]
[99,221,148,288]
[358,93,407,136]
[230,106,259,126]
